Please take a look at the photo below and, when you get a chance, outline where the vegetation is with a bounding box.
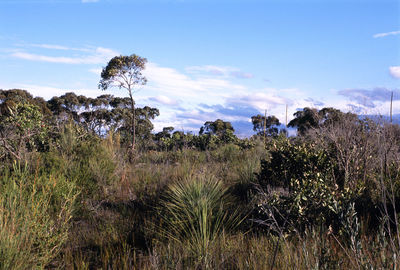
[1,78,400,268]
[99,54,148,152]
[251,114,281,137]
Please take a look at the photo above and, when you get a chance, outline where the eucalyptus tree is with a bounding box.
[288,107,354,135]
[199,119,237,147]
[251,114,281,137]
[288,107,320,135]
[199,119,234,136]
[0,89,50,116]
[99,54,148,151]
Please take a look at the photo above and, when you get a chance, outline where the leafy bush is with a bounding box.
[0,103,49,163]
[258,137,335,189]
[256,137,354,231]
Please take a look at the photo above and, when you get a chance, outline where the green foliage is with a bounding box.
[47,92,160,144]
[288,107,320,135]
[198,119,239,148]
[258,137,334,189]
[99,54,147,91]
[199,119,234,136]
[1,89,400,269]
[43,123,117,199]
[251,114,281,137]
[189,131,239,151]
[288,107,355,135]
[256,137,354,231]
[0,102,48,161]
[158,175,243,259]
[0,89,51,116]
[154,127,192,151]
[0,163,78,270]
[6,102,47,137]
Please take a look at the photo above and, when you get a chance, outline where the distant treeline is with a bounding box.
[0,88,362,157]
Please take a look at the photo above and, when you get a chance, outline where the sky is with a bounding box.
[0,0,399,136]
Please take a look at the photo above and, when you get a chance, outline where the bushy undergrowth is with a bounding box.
[0,163,78,270]
[2,116,400,269]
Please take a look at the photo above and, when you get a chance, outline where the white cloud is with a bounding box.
[148,95,179,106]
[11,47,118,65]
[5,45,351,135]
[89,68,103,75]
[186,65,254,79]
[230,71,254,79]
[225,91,289,111]
[82,0,99,3]
[389,66,400,79]
[373,30,400,38]
[8,84,105,100]
[29,43,91,52]
[144,62,246,101]
[186,65,233,76]
[140,64,301,134]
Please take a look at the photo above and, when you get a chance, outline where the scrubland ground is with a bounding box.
[1,92,400,269]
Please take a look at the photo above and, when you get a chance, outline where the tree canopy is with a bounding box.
[288,107,355,135]
[251,114,281,137]
[199,119,234,136]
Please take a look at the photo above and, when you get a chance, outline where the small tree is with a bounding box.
[99,54,148,151]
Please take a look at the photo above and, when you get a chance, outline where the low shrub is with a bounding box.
[157,175,243,261]
[0,162,78,270]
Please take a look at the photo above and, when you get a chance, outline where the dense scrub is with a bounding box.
[1,89,400,269]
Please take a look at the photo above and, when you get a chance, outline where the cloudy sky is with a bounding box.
[0,0,399,136]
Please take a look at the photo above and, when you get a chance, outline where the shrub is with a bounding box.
[256,137,354,232]
[43,123,118,199]
[0,162,78,269]
[0,103,49,164]
[258,137,335,190]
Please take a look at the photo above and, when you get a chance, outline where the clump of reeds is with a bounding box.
[0,162,78,270]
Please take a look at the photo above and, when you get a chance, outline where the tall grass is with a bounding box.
[0,162,78,270]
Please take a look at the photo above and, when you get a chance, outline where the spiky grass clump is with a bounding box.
[158,175,242,261]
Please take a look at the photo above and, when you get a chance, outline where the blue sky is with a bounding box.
[0,0,399,136]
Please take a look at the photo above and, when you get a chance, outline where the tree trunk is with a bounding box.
[133,103,135,151]
[129,90,135,152]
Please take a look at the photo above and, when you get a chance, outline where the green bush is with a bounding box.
[256,137,354,231]
[0,163,78,270]
[0,103,49,164]
[42,124,118,199]
[258,137,335,190]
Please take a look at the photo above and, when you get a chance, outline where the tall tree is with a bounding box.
[199,119,234,136]
[251,114,281,137]
[98,54,148,151]
[288,107,355,135]
[288,107,320,135]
